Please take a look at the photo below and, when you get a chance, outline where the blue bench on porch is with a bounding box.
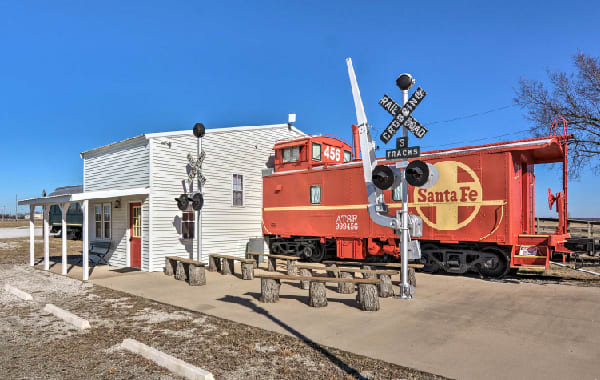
[89,241,111,266]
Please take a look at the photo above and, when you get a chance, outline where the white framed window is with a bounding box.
[181,206,195,240]
[312,143,322,161]
[94,203,111,239]
[282,146,300,163]
[344,150,352,162]
[233,174,244,206]
[310,185,321,205]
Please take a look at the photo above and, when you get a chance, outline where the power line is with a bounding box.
[425,104,521,126]
[421,129,531,149]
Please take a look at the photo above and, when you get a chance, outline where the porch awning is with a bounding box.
[18,187,150,206]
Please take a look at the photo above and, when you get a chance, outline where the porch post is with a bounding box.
[43,205,50,271]
[61,202,69,276]
[29,205,35,266]
[82,200,89,281]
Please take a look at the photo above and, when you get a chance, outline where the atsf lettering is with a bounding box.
[336,214,358,231]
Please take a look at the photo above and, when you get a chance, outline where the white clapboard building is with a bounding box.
[19,123,304,279]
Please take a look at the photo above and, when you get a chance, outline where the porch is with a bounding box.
[18,187,150,281]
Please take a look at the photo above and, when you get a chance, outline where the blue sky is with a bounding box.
[1,0,598,217]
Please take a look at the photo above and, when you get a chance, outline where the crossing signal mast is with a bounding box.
[175,122,206,261]
[346,58,437,299]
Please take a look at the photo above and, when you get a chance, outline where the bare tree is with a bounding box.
[514,52,600,176]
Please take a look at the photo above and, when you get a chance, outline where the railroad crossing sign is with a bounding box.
[385,136,420,160]
[187,151,206,185]
[378,87,428,143]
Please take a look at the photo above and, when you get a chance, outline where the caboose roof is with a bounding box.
[420,135,569,164]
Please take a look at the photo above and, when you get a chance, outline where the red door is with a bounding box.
[130,202,142,268]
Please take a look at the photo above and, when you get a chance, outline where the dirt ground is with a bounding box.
[0,220,41,228]
[0,238,446,380]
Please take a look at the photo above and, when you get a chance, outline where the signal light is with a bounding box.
[191,192,204,211]
[405,160,438,189]
[372,165,395,190]
[175,194,190,211]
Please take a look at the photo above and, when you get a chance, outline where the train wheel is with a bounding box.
[478,248,508,278]
[307,243,325,263]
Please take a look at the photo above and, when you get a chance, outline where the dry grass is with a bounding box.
[0,236,82,265]
[0,220,41,227]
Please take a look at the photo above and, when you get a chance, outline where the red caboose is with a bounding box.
[262,130,570,277]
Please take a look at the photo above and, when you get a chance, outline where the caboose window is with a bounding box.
[392,185,402,202]
[232,174,244,206]
[344,150,351,162]
[282,146,300,163]
[310,185,321,205]
[312,143,322,161]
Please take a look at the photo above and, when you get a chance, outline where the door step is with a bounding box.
[517,265,546,272]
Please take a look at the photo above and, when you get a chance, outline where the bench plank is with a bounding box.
[165,256,206,266]
[254,274,379,284]
[210,254,255,263]
[323,260,423,269]
[296,264,397,275]
[247,252,300,260]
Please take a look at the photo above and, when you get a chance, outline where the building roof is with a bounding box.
[80,123,304,157]
[18,187,150,206]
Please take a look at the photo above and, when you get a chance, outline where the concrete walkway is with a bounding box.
[43,262,600,380]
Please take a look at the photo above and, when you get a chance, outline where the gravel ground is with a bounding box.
[1,239,447,380]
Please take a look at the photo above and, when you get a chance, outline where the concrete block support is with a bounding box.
[44,304,90,330]
[121,339,214,380]
[4,284,33,301]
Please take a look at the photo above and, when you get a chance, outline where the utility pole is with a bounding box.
[16,194,18,221]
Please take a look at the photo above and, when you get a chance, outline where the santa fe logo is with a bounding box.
[411,161,505,231]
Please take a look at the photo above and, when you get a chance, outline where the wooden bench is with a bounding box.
[208,254,256,280]
[255,274,381,311]
[246,252,301,274]
[322,260,423,269]
[89,240,111,266]
[295,263,397,297]
[164,256,206,286]
[323,260,418,288]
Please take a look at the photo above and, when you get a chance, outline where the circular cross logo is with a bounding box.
[413,161,482,230]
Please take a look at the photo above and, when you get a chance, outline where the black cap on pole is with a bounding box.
[193,123,205,138]
[396,73,414,91]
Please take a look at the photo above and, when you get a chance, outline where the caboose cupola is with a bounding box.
[272,136,353,172]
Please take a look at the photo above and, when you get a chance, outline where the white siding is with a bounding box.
[83,137,149,192]
[148,135,200,270]
[148,125,303,270]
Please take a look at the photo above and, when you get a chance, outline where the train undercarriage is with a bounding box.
[266,235,510,277]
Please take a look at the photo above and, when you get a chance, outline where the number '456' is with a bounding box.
[324,146,341,161]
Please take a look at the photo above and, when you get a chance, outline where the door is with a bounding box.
[129,202,142,268]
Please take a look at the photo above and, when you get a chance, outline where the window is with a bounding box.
[94,203,111,239]
[182,206,194,240]
[282,146,300,163]
[233,174,244,206]
[312,143,322,161]
[344,150,352,162]
[310,185,321,205]
[392,184,402,202]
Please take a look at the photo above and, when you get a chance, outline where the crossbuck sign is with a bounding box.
[187,151,206,186]
[379,87,428,143]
